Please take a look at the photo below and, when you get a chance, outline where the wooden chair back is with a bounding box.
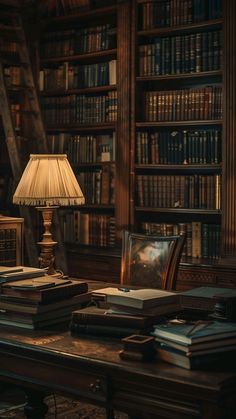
[120,231,185,290]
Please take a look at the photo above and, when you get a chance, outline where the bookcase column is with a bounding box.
[116,0,132,239]
[221,0,236,261]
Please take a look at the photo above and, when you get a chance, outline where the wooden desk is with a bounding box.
[0,327,235,419]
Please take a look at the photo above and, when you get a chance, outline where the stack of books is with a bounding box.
[0,265,89,329]
[70,287,180,337]
[153,320,236,370]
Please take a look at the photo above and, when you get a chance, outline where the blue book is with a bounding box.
[153,320,236,345]
[157,344,235,370]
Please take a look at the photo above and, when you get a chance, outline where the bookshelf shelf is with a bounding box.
[40,85,117,96]
[76,204,115,210]
[135,207,222,216]
[136,120,223,127]
[136,70,222,83]
[137,19,223,37]
[135,164,221,172]
[74,162,115,168]
[40,49,117,65]
[46,123,116,132]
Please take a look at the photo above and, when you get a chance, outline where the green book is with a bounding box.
[153,320,236,345]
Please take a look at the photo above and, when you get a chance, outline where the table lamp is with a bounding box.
[13,154,85,276]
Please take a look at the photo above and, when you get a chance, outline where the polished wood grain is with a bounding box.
[0,327,235,419]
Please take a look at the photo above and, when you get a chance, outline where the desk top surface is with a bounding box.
[0,325,235,394]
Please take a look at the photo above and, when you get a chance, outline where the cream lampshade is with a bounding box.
[13,154,85,276]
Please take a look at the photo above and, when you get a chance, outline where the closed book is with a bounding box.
[108,302,181,317]
[155,335,236,354]
[179,286,236,312]
[0,292,92,314]
[0,315,70,330]
[0,266,23,276]
[0,304,83,325]
[71,305,157,329]
[0,266,46,282]
[70,322,149,337]
[153,321,236,345]
[157,345,236,370]
[92,287,179,310]
[1,280,88,303]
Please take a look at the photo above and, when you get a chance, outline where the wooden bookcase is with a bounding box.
[131,0,223,257]
[1,0,236,287]
[130,0,236,289]
[37,0,131,281]
[0,215,24,266]
[34,0,236,287]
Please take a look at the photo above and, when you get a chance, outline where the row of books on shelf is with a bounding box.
[0,265,90,329]
[48,132,116,162]
[144,85,222,122]
[0,229,17,264]
[139,30,222,76]
[41,24,115,59]
[39,60,117,91]
[141,221,221,259]
[76,164,115,205]
[41,91,117,125]
[67,132,116,163]
[136,129,221,165]
[60,210,116,247]
[136,174,221,209]
[140,0,222,30]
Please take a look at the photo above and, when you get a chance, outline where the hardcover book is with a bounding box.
[92,287,179,310]
[1,280,88,303]
[70,322,147,338]
[0,292,92,314]
[71,305,158,329]
[153,320,236,345]
[179,286,236,312]
[0,266,46,282]
[0,266,23,276]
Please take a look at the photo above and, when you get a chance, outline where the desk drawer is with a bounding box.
[0,355,108,403]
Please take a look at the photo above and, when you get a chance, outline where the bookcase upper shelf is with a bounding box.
[135,207,222,216]
[40,49,117,64]
[135,164,221,171]
[136,120,223,127]
[40,85,117,96]
[137,70,222,82]
[45,123,116,132]
[137,19,223,37]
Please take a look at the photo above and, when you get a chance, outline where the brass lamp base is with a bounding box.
[36,206,60,276]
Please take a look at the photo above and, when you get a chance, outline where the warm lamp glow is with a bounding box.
[13,154,85,275]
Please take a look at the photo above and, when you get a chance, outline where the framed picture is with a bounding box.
[121,231,185,289]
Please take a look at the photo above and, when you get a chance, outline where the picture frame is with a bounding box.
[121,231,185,290]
